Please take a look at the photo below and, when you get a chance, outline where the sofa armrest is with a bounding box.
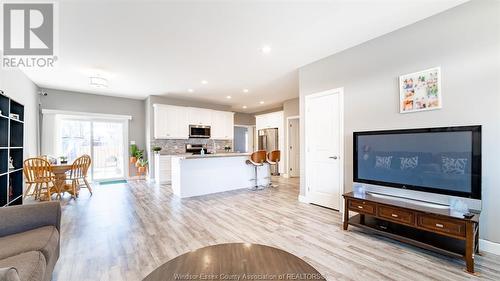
[0,267,20,281]
[0,202,61,237]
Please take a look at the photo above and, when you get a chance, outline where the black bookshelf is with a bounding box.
[0,90,24,207]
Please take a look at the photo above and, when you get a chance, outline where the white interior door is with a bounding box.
[305,88,343,210]
[288,118,300,177]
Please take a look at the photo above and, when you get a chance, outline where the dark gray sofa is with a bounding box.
[0,202,61,281]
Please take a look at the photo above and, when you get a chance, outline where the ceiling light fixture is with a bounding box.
[242,105,247,109]
[187,89,194,93]
[243,89,249,93]
[89,76,109,88]
[226,96,232,99]
[261,45,271,54]
[201,80,208,84]
[259,101,264,104]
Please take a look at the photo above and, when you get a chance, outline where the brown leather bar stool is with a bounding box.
[246,150,267,190]
[266,150,281,187]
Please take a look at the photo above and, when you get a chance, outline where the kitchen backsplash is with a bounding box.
[151,139,233,154]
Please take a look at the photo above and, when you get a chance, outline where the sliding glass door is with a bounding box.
[59,119,91,163]
[92,121,125,180]
[57,118,127,181]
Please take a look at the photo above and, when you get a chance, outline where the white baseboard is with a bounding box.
[298,195,310,203]
[282,173,290,178]
[480,239,500,255]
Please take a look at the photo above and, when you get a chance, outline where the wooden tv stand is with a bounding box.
[342,192,480,273]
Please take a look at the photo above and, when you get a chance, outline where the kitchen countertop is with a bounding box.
[171,152,251,159]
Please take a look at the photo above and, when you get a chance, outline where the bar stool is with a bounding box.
[246,150,267,190]
[266,150,281,187]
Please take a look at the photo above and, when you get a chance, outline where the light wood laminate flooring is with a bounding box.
[52,178,500,281]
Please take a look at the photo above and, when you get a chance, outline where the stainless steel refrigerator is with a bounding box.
[258,128,279,175]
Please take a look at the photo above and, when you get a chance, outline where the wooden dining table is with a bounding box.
[51,163,79,197]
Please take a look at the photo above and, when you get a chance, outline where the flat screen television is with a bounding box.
[353,126,481,199]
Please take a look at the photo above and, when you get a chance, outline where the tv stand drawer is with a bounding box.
[348,199,375,215]
[417,214,466,238]
[378,206,414,225]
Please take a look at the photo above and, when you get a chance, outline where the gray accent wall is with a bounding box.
[283,98,299,118]
[283,98,299,175]
[299,0,500,243]
[253,106,283,116]
[39,89,146,150]
[234,112,255,126]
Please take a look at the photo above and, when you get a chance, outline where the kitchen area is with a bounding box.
[150,103,285,198]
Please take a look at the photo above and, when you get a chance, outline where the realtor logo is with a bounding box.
[2,2,57,67]
[3,3,53,55]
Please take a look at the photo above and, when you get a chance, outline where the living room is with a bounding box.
[0,0,499,280]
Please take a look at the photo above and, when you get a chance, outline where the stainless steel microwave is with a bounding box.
[189,125,211,138]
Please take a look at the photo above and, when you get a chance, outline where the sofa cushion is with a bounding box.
[0,267,21,281]
[0,252,46,281]
[0,226,59,264]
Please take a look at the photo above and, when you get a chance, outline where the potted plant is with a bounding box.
[130,144,139,164]
[152,146,162,154]
[59,156,68,164]
[134,150,144,167]
[136,159,148,174]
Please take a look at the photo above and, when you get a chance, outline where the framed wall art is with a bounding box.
[399,67,441,113]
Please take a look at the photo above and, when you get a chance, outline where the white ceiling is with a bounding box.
[21,0,468,112]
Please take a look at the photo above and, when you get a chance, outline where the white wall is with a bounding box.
[0,69,39,158]
[299,0,500,243]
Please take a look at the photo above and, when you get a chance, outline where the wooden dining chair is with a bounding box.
[23,158,58,201]
[67,155,93,198]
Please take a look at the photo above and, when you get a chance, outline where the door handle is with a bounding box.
[329,156,338,159]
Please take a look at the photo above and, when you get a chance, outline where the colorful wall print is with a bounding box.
[399,67,441,113]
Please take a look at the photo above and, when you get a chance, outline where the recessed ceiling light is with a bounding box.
[201,80,208,84]
[243,89,249,93]
[187,89,194,93]
[89,76,108,88]
[242,105,247,109]
[226,96,232,99]
[259,101,264,104]
[261,45,271,54]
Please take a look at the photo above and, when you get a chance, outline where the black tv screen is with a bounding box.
[353,126,481,199]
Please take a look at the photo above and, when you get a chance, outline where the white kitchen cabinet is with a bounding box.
[256,111,283,130]
[153,104,188,139]
[154,154,172,184]
[154,104,234,140]
[187,107,212,126]
[224,111,234,140]
[211,111,234,139]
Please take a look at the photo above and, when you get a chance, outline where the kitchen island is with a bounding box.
[171,153,270,198]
